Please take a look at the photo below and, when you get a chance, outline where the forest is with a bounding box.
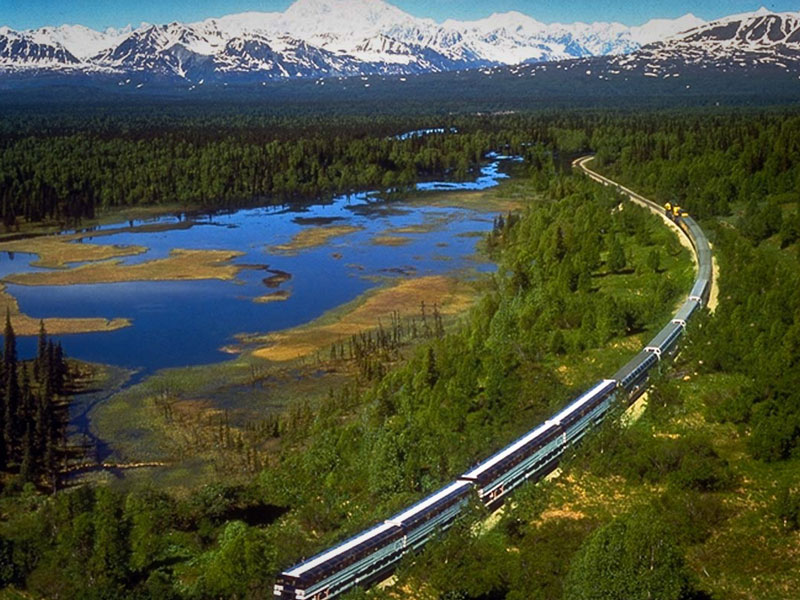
[0,318,69,492]
[0,107,798,598]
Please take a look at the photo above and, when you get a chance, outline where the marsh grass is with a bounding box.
[268,225,364,254]
[5,249,245,286]
[0,283,130,335]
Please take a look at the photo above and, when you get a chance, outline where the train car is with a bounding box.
[275,521,405,600]
[386,481,473,551]
[689,278,710,304]
[548,379,619,445]
[461,380,617,509]
[644,321,684,359]
[613,350,658,399]
[672,298,700,327]
[276,482,473,600]
[460,421,562,508]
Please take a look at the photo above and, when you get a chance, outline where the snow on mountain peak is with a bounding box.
[630,13,706,45]
[195,12,281,40]
[24,23,131,60]
[714,6,800,24]
[2,0,792,82]
[281,0,415,36]
[455,11,547,35]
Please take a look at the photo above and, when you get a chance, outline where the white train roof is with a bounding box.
[461,421,556,480]
[462,379,616,481]
[285,521,396,578]
[549,379,617,425]
[386,480,471,526]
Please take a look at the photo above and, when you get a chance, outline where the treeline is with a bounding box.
[590,112,800,231]
[0,131,493,225]
[6,106,798,232]
[0,109,575,227]
[0,317,68,490]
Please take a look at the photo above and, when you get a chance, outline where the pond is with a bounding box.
[3,158,518,376]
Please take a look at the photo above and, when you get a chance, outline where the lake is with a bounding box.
[3,157,518,376]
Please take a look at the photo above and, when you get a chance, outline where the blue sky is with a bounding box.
[0,0,796,31]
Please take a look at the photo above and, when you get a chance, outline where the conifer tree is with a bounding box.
[423,347,439,388]
[2,313,18,463]
[19,423,35,483]
[54,343,66,395]
[34,320,46,383]
[0,402,5,471]
[34,390,49,457]
[4,371,20,463]
[3,310,16,374]
[607,238,627,273]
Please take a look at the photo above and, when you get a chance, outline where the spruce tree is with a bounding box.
[423,347,438,388]
[19,423,35,483]
[43,436,57,493]
[54,343,66,395]
[607,238,627,273]
[0,399,5,471]
[4,372,20,463]
[34,367,50,452]
[3,310,16,373]
[2,314,18,463]
[34,320,46,383]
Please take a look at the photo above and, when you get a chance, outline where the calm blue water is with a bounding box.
[5,159,513,375]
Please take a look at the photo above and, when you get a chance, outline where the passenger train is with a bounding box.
[274,156,712,600]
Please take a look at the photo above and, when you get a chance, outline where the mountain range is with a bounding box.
[1,0,799,86]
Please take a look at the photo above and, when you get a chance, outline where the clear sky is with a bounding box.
[0,0,797,31]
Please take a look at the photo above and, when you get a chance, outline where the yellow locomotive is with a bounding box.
[664,202,688,220]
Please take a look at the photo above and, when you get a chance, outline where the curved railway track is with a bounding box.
[274,156,714,600]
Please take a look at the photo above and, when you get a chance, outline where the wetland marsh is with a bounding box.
[1,158,516,373]
[0,159,522,483]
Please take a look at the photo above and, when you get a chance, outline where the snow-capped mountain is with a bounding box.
[29,24,132,60]
[669,7,800,48]
[0,26,80,68]
[629,13,707,46]
[1,0,796,85]
[603,7,800,76]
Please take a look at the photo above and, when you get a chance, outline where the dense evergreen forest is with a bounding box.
[0,107,799,598]
[3,105,796,231]
[591,117,800,463]
[0,318,69,491]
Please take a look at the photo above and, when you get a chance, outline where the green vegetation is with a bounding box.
[1,106,798,599]
[0,114,492,227]
[0,139,692,598]
[376,111,800,600]
[564,508,695,600]
[0,318,70,491]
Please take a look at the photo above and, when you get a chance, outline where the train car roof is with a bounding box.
[673,298,699,323]
[386,480,472,526]
[613,350,657,383]
[549,379,617,425]
[284,521,397,578]
[690,278,709,299]
[646,321,683,350]
[461,420,557,481]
